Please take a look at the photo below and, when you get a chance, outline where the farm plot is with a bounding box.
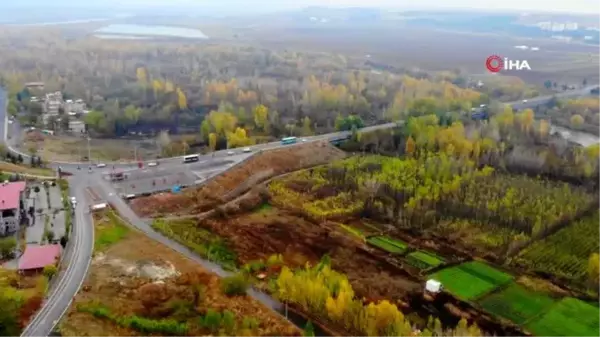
[477,283,556,325]
[525,297,600,336]
[429,261,513,301]
[453,174,595,235]
[512,211,599,283]
[405,251,445,270]
[367,236,408,254]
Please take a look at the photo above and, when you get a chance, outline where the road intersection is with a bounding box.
[2,85,596,337]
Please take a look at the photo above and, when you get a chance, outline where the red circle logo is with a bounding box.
[486,55,503,73]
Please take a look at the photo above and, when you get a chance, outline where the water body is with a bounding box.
[94,24,208,39]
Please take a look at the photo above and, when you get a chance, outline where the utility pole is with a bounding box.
[87,136,91,163]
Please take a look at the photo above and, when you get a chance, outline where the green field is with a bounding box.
[94,211,130,251]
[367,236,408,254]
[525,297,600,336]
[429,261,513,300]
[514,211,599,282]
[478,283,556,325]
[405,251,445,270]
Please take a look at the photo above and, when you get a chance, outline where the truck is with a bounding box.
[281,136,297,145]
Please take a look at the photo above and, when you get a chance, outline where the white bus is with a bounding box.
[182,154,200,163]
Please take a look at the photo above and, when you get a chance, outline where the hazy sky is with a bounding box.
[131,0,599,14]
[5,0,598,14]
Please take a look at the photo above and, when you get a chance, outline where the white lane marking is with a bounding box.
[21,187,93,336]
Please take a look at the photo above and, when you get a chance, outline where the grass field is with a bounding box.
[405,251,445,270]
[478,283,556,325]
[0,161,55,177]
[367,236,408,254]
[429,261,513,300]
[525,297,600,336]
[94,211,130,252]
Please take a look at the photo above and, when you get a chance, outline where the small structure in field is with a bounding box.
[425,279,442,294]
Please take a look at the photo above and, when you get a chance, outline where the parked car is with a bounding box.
[96,163,106,168]
[227,151,235,156]
[148,162,158,167]
[243,147,251,153]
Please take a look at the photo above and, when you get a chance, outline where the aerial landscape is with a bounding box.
[0,0,598,336]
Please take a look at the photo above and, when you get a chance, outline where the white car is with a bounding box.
[522,99,528,103]
[301,138,307,142]
[70,197,77,206]
[227,151,235,156]
[243,147,251,153]
[148,162,158,167]
[96,163,106,168]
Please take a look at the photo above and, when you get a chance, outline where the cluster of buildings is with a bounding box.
[29,91,88,133]
[0,180,62,274]
[0,181,27,236]
[535,21,579,32]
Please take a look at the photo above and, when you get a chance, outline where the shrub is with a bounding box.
[200,309,221,333]
[43,265,58,279]
[242,316,259,330]
[222,310,236,334]
[221,273,250,296]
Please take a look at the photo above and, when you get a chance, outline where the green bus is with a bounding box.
[281,136,297,145]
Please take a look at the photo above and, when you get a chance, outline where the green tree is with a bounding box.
[544,80,552,89]
[253,104,269,130]
[208,133,218,151]
[0,237,17,259]
[200,120,211,142]
[570,114,584,128]
[301,116,313,136]
[45,229,55,243]
[0,293,20,336]
[43,264,58,279]
[588,253,599,288]
[124,105,142,125]
[221,273,249,296]
[303,321,315,337]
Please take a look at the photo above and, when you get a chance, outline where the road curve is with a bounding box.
[2,85,598,170]
[4,83,598,337]
[20,175,94,337]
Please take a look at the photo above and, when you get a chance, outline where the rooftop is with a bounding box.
[0,181,26,211]
[18,244,61,270]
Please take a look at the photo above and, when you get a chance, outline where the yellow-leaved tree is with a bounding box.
[176,88,188,110]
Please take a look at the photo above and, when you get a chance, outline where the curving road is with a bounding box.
[20,174,94,337]
[4,84,598,337]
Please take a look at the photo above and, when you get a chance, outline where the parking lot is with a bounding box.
[105,158,241,196]
[25,182,66,245]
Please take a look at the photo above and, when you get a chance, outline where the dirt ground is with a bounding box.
[131,142,347,217]
[58,217,300,336]
[199,206,422,303]
[23,133,159,162]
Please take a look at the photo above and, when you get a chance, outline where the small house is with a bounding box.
[425,279,442,294]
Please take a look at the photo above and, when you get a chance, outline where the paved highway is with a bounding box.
[3,85,598,172]
[3,83,597,337]
[20,175,94,337]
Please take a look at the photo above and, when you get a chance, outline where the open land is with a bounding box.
[237,25,600,86]
[23,134,161,162]
[58,209,300,336]
[134,146,599,336]
[0,161,55,177]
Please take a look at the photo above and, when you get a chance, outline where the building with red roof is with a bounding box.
[0,181,26,236]
[18,244,61,274]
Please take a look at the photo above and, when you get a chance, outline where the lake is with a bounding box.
[94,24,208,39]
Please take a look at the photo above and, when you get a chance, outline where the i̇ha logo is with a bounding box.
[485,55,531,73]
